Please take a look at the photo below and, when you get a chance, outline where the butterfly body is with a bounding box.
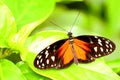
[34,32,115,69]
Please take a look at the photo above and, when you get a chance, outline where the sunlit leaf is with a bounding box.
[0,1,16,48]
[106,58,120,73]
[0,59,26,80]
[16,61,51,80]
[2,0,56,30]
[4,0,56,50]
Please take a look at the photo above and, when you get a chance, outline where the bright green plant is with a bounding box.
[0,0,120,80]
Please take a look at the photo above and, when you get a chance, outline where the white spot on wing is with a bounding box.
[42,63,45,66]
[102,38,105,40]
[98,54,101,56]
[54,64,56,66]
[98,39,102,42]
[37,60,39,65]
[106,44,109,48]
[38,65,41,68]
[100,47,104,52]
[94,47,98,52]
[53,46,56,52]
[51,64,54,67]
[45,50,49,58]
[106,49,108,52]
[98,39,103,46]
[41,51,43,54]
[95,54,98,57]
[46,59,49,64]
[57,64,61,68]
[90,57,95,60]
[105,41,109,44]
[90,40,93,44]
[40,59,43,63]
[98,41,103,46]
[109,44,112,48]
[94,36,98,38]
[51,56,55,61]
[110,49,113,52]
[46,46,50,49]
[37,55,42,59]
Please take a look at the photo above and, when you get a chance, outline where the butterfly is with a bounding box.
[34,31,115,69]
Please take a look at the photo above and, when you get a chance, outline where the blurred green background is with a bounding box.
[0,0,120,80]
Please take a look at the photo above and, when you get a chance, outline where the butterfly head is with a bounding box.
[68,32,73,39]
[68,32,72,36]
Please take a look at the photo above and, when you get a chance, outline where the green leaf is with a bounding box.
[9,20,50,50]
[106,58,120,73]
[32,60,120,80]
[0,1,16,48]
[2,0,56,30]
[21,30,120,80]
[0,59,26,80]
[4,0,56,50]
[16,61,51,80]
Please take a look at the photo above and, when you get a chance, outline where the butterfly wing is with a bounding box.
[76,35,115,60]
[34,39,73,69]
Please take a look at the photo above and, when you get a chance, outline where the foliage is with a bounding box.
[0,0,120,80]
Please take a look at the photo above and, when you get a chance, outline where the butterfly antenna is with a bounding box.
[69,11,80,32]
[48,20,67,32]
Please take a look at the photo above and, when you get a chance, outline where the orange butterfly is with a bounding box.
[34,32,115,69]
